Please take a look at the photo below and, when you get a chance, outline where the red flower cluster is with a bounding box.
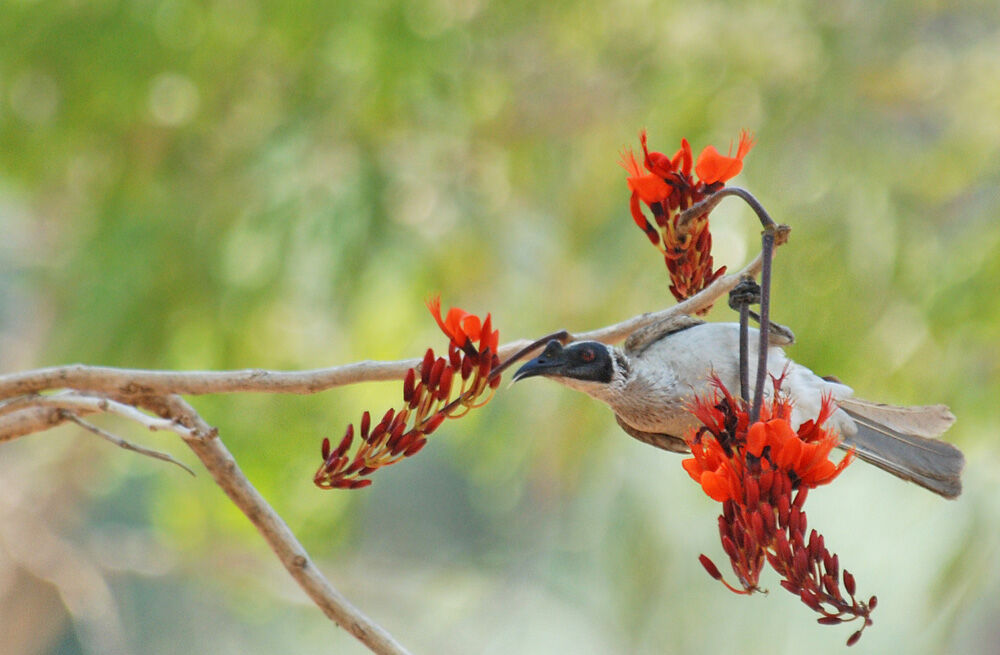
[683,379,876,646]
[314,297,500,490]
[621,130,754,306]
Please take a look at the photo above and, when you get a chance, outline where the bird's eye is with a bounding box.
[580,348,595,363]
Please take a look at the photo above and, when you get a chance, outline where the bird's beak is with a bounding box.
[512,341,569,382]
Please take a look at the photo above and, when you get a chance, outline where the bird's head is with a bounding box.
[512,340,618,392]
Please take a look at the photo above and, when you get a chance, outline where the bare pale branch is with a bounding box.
[0,253,765,403]
[159,395,411,655]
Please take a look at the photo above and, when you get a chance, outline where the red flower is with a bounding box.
[315,299,501,490]
[621,130,753,308]
[426,295,499,355]
[683,378,874,645]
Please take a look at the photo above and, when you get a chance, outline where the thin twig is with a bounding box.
[62,412,195,476]
[0,392,196,437]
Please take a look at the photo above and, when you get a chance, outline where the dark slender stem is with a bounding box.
[750,229,776,423]
[677,186,777,231]
[739,303,750,403]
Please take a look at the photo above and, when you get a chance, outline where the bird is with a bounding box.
[512,314,964,498]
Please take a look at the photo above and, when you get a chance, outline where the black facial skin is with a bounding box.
[512,340,614,384]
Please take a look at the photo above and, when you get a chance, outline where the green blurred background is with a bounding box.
[2,0,999,653]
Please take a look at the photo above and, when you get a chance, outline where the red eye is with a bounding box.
[580,349,595,363]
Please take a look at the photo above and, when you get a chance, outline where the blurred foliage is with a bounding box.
[1,0,999,653]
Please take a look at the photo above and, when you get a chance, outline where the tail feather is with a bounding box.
[838,398,955,439]
[840,407,964,499]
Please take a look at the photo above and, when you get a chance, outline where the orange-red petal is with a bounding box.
[671,138,693,177]
[775,429,803,469]
[640,130,676,178]
[682,457,703,483]
[701,470,732,502]
[747,422,767,457]
[695,131,755,184]
[622,149,672,205]
[426,295,455,342]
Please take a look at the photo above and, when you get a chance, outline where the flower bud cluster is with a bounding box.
[621,130,754,308]
[314,301,500,490]
[685,379,875,645]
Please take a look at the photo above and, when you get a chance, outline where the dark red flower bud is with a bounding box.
[461,355,474,380]
[759,469,774,497]
[781,472,793,497]
[793,548,809,579]
[799,590,822,612]
[817,616,843,625]
[437,367,454,401]
[721,535,739,560]
[822,574,840,599]
[360,411,371,441]
[868,596,877,610]
[403,368,416,403]
[449,342,461,369]
[349,479,373,490]
[751,511,766,544]
[843,570,856,597]
[777,495,790,528]
[421,348,435,384]
[759,501,775,534]
[826,553,839,581]
[793,488,808,509]
[808,529,821,559]
[392,431,417,455]
[699,554,723,580]
[403,437,427,457]
[776,530,792,563]
[333,425,354,458]
[321,437,331,460]
[408,381,424,409]
[745,476,759,508]
[787,506,800,535]
[723,499,736,523]
[478,351,492,379]
[423,412,447,435]
[718,515,730,541]
[386,421,406,450]
[846,630,862,647]
[429,357,446,389]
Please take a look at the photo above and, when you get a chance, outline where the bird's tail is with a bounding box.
[838,399,964,499]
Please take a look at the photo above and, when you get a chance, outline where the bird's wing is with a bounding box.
[624,314,705,358]
[624,314,793,359]
[614,414,690,453]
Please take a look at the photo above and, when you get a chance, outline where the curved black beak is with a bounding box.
[512,340,570,382]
